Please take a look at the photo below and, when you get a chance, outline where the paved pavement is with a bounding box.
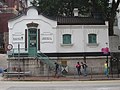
[1,74,120,81]
[0,73,3,80]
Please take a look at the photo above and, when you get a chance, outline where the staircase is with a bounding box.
[37,51,55,69]
[7,48,56,70]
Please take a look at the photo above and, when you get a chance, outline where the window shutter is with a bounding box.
[63,34,71,44]
[38,29,40,50]
[88,34,96,43]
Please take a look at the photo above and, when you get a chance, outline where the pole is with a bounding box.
[18,43,20,79]
[107,54,108,68]
[117,58,119,78]
[106,53,109,78]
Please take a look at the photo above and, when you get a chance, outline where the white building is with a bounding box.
[7,7,109,76]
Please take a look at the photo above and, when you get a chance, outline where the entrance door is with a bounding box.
[28,28,37,56]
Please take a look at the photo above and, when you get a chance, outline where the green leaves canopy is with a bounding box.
[31,0,120,35]
[31,0,95,17]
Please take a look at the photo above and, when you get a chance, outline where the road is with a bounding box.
[0,80,120,90]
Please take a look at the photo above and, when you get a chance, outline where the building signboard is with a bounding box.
[12,33,24,43]
[41,33,53,43]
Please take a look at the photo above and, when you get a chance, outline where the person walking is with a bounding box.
[76,62,81,76]
[81,62,88,76]
[104,61,109,77]
[54,62,59,78]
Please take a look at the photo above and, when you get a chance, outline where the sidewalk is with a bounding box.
[1,74,120,81]
[0,73,3,80]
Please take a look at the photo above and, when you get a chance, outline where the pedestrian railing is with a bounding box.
[37,51,55,69]
[2,66,120,80]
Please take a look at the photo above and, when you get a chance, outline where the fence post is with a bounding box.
[90,67,92,80]
[18,43,20,79]
[47,66,50,80]
[74,67,76,79]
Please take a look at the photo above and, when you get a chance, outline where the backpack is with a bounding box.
[76,64,81,69]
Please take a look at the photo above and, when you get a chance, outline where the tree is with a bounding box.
[31,0,120,36]
[108,0,120,36]
[31,0,90,17]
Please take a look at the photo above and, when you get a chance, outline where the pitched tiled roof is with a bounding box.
[56,17,105,25]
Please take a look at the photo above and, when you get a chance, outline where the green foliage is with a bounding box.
[91,0,109,19]
[31,0,91,17]
[31,0,111,18]
[31,0,120,35]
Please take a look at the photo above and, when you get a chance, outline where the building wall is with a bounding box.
[0,13,15,53]
[7,7,110,75]
[57,25,109,53]
[8,7,109,54]
[0,54,8,70]
[7,56,108,76]
[8,7,57,53]
[109,9,120,53]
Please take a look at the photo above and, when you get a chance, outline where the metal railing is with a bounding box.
[7,48,56,74]
[37,51,55,69]
[3,66,120,80]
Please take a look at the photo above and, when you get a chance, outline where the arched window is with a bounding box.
[88,34,97,44]
[63,34,71,44]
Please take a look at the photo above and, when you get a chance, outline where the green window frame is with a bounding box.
[63,34,71,44]
[88,34,97,44]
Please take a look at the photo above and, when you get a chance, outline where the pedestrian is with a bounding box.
[76,62,81,76]
[104,61,109,77]
[54,62,59,78]
[81,62,88,76]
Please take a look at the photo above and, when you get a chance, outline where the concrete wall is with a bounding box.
[7,57,108,76]
[0,54,8,70]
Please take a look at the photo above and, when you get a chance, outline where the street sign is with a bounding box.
[7,44,13,51]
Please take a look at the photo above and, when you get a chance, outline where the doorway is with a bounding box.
[28,28,37,56]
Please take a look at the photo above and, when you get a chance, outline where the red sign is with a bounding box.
[7,44,13,51]
[101,47,109,54]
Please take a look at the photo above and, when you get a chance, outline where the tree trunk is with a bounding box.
[108,0,120,36]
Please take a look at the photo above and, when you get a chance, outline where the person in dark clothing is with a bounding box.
[54,62,59,77]
[81,62,88,76]
[76,62,81,76]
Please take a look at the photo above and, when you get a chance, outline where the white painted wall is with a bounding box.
[8,7,109,54]
[8,7,57,53]
[57,25,109,53]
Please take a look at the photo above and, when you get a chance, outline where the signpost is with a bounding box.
[7,44,13,51]
[101,47,109,68]
[7,44,13,56]
[7,44,13,78]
